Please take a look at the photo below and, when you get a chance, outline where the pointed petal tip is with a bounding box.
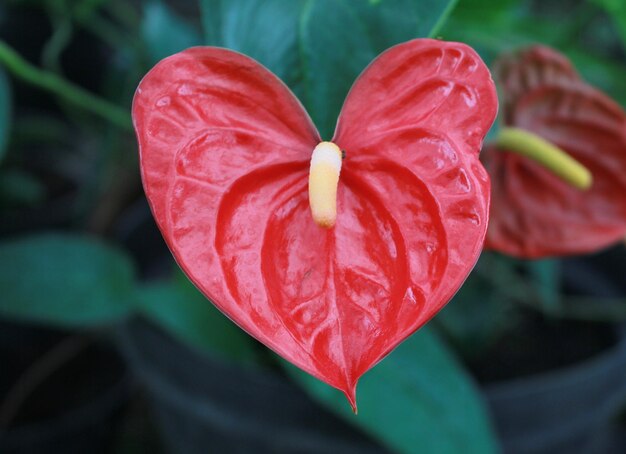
[342,382,358,414]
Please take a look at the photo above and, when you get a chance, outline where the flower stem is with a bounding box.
[0,40,132,131]
[496,127,592,190]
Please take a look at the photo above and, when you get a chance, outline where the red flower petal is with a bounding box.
[134,41,497,406]
[333,41,497,275]
[335,39,498,154]
[134,47,320,224]
[492,45,580,122]
[484,47,626,257]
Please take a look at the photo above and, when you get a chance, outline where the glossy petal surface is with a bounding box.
[134,41,497,404]
[484,46,626,257]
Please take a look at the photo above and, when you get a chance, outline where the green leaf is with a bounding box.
[0,67,11,162]
[448,0,522,25]
[0,233,135,326]
[141,0,202,63]
[524,259,560,314]
[135,274,259,365]
[567,49,626,107]
[200,0,306,91]
[299,0,376,138]
[358,0,460,45]
[285,327,498,454]
[435,268,514,358]
[594,0,626,46]
[199,0,223,46]
[0,168,46,207]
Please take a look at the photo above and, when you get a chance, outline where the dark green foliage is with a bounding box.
[0,234,135,325]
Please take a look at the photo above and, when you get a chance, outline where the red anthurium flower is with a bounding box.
[483,46,626,258]
[133,38,497,408]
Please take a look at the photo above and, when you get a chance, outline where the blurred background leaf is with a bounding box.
[435,262,516,359]
[141,0,201,64]
[134,271,259,365]
[594,0,626,46]
[525,259,561,313]
[0,67,11,162]
[286,326,498,454]
[299,0,376,138]
[0,233,135,326]
[0,168,46,207]
[200,0,306,91]
[358,0,459,46]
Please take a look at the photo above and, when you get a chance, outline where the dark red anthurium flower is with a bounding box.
[133,38,497,409]
[483,46,626,258]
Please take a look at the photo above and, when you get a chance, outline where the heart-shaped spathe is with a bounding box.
[133,38,497,409]
[483,46,626,258]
